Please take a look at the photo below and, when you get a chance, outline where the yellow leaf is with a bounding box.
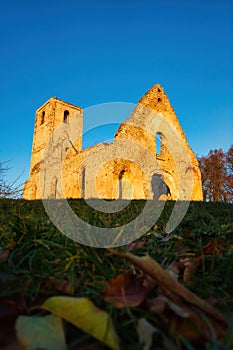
[42,296,120,350]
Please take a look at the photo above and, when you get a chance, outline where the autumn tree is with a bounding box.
[198,145,233,203]
[0,161,21,198]
[225,145,233,200]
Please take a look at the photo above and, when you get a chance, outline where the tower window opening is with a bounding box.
[119,170,125,180]
[82,167,85,197]
[158,97,161,102]
[158,88,161,92]
[51,177,58,199]
[63,110,69,123]
[118,170,126,199]
[41,111,45,125]
[156,132,161,154]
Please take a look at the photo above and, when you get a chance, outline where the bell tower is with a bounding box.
[23,97,83,199]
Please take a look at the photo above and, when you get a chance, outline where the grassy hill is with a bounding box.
[0,199,232,349]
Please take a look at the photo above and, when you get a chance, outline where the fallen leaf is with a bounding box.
[148,295,190,318]
[40,277,73,295]
[102,273,156,308]
[41,296,120,350]
[16,314,67,350]
[196,239,225,258]
[177,240,226,281]
[0,248,9,263]
[179,257,198,282]
[108,250,227,328]
[181,228,191,237]
[169,315,205,344]
[136,318,158,350]
[126,241,146,252]
[166,261,180,280]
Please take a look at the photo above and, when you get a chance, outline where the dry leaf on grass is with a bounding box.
[102,273,156,308]
[125,241,147,252]
[0,247,9,262]
[108,249,227,344]
[148,295,190,318]
[41,296,120,350]
[39,277,73,295]
[175,239,226,282]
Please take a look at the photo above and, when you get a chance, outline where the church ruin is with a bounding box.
[22,84,203,201]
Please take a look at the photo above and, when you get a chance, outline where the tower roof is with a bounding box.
[36,96,82,113]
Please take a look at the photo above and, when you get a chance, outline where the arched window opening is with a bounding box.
[151,174,171,200]
[41,111,45,125]
[119,170,125,180]
[82,167,85,197]
[118,170,125,199]
[155,132,161,154]
[63,110,69,123]
[157,97,161,102]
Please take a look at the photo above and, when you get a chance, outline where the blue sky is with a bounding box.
[0,0,232,186]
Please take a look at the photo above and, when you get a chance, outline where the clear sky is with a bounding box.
[0,0,232,186]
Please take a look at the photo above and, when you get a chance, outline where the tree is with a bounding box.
[198,145,233,203]
[0,160,21,198]
[225,145,233,201]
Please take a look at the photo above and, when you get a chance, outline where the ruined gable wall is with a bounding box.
[139,85,203,200]
[113,85,203,200]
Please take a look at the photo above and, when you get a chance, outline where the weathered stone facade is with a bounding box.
[23,85,203,201]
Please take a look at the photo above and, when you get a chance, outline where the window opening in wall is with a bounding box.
[151,174,171,200]
[54,178,58,199]
[82,167,85,197]
[64,110,69,123]
[51,177,58,199]
[155,132,161,154]
[118,170,125,199]
[41,111,45,125]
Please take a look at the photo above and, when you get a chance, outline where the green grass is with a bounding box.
[0,199,233,349]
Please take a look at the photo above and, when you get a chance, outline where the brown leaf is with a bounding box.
[196,239,225,258]
[166,261,180,280]
[101,273,156,308]
[169,315,206,345]
[40,277,73,295]
[126,241,147,252]
[0,248,9,263]
[108,250,227,327]
[148,295,190,318]
[6,239,16,251]
[179,257,198,282]
[181,228,191,238]
[182,240,226,276]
